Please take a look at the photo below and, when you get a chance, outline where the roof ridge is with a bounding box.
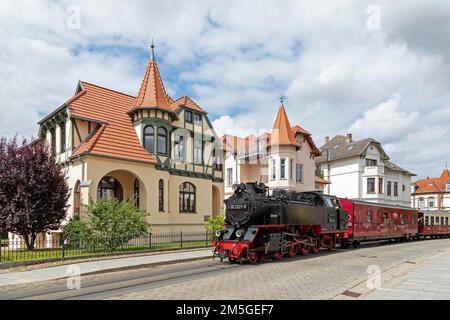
[81,81,136,99]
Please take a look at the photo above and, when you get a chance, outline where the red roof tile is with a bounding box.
[413,169,450,194]
[69,82,156,163]
[169,96,205,113]
[129,57,172,112]
[271,105,300,147]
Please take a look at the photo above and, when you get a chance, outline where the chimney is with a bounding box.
[325,136,329,144]
[346,133,353,143]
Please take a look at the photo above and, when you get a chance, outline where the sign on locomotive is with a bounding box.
[213,182,450,264]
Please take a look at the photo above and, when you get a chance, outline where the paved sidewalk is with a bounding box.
[0,249,213,287]
[365,251,450,300]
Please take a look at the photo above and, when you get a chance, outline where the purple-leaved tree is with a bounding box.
[0,137,70,250]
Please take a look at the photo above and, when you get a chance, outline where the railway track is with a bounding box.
[1,261,242,300]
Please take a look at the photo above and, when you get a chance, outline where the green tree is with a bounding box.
[63,216,92,247]
[205,214,225,238]
[63,198,149,250]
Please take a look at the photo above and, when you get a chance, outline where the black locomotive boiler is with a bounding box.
[213,182,349,264]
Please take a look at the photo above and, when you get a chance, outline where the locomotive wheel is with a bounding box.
[248,253,258,265]
[352,241,361,248]
[300,246,309,256]
[228,258,237,264]
[288,245,298,257]
[272,252,283,260]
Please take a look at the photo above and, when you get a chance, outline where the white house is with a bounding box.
[222,104,323,198]
[315,134,415,206]
[412,167,450,211]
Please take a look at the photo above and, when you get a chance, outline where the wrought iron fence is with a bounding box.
[0,231,214,264]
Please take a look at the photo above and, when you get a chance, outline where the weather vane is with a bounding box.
[150,38,155,59]
[280,95,287,105]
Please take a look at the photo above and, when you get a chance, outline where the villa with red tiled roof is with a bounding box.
[222,104,324,198]
[412,168,450,213]
[37,47,224,234]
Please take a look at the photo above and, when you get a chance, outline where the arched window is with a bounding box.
[97,176,123,201]
[179,182,196,213]
[157,127,167,154]
[134,179,140,208]
[144,126,155,154]
[159,180,164,212]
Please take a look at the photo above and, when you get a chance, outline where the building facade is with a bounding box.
[412,168,450,217]
[223,104,322,198]
[36,49,224,234]
[315,134,415,206]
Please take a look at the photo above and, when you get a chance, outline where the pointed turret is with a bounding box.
[129,44,171,113]
[271,104,300,147]
[441,168,450,180]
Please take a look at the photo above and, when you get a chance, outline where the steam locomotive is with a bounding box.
[213,182,450,264]
[213,182,349,264]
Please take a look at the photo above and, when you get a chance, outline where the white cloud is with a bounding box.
[1,0,450,178]
[348,94,419,143]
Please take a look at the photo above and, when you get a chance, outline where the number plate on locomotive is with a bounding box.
[229,204,248,210]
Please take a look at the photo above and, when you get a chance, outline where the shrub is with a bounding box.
[63,198,150,250]
[205,214,225,238]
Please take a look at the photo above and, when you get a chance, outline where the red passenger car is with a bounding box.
[417,211,450,238]
[339,198,418,247]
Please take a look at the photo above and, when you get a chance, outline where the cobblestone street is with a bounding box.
[2,239,450,300]
[107,239,450,300]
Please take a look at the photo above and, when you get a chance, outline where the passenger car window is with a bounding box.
[366,211,372,224]
[400,214,405,225]
[383,213,389,224]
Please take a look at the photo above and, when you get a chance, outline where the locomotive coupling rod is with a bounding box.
[296,240,317,247]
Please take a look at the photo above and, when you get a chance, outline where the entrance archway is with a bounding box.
[212,185,220,217]
[97,176,124,201]
[95,170,147,210]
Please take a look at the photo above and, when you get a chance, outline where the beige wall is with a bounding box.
[66,155,224,233]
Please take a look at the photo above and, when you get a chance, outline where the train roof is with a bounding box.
[340,198,416,211]
[421,210,450,216]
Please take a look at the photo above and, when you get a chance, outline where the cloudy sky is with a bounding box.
[1,0,449,179]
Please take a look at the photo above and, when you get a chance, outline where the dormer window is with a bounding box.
[194,113,202,125]
[446,182,450,192]
[365,159,377,167]
[185,110,193,123]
